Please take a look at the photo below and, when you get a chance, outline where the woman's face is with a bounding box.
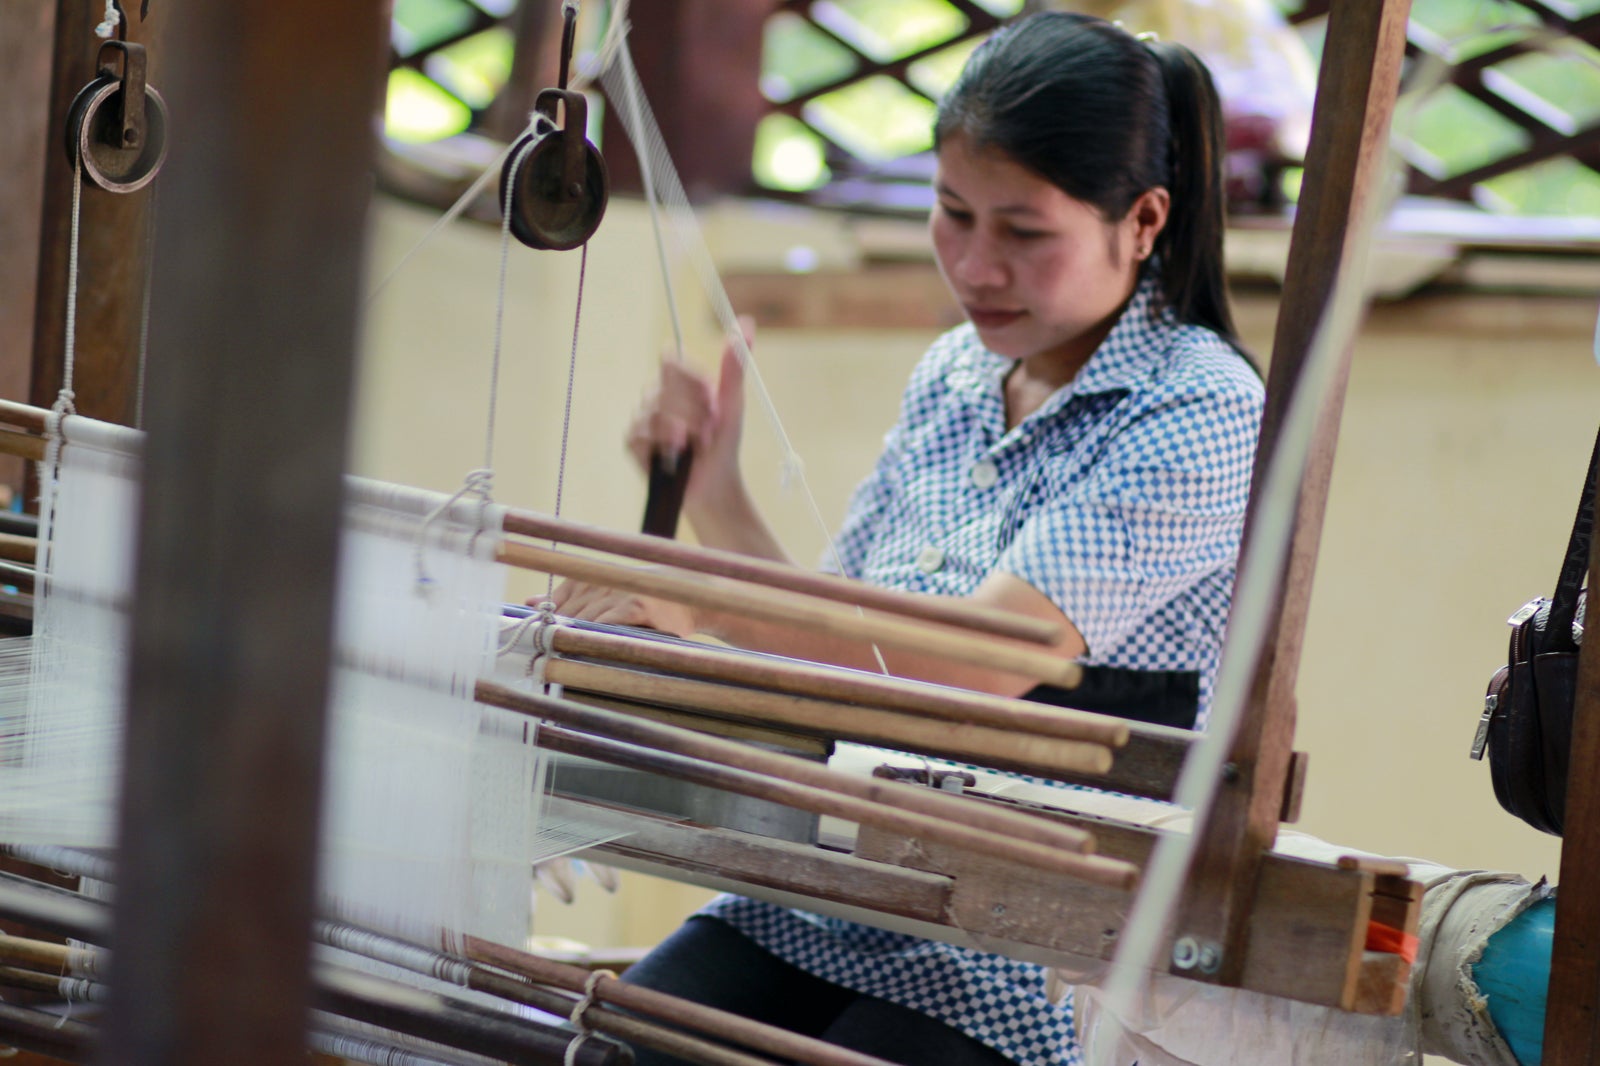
[930,133,1165,371]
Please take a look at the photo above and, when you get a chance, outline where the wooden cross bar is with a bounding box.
[1173,0,1414,987]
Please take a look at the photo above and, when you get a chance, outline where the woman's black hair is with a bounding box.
[935,12,1240,349]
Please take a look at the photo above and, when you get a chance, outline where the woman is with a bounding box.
[552,13,1264,1065]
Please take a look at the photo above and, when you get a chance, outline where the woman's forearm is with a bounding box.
[684,480,792,565]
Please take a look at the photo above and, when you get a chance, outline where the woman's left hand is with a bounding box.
[543,578,698,637]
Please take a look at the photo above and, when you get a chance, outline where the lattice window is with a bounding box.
[380,0,1600,218]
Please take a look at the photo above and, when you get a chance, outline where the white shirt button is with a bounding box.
[970,460,999,489]
[916,546,945,574]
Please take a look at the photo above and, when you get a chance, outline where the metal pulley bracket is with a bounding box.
[501,91,610,251]
[499,3,609,251]
[64,40,169,193]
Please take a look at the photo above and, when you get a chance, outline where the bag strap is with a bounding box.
[1548,425,1600,651]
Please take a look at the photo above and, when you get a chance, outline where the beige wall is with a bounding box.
[357,194,1592,952]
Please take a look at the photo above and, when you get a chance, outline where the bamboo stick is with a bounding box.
[544,657,1113,779]
[498,541,1082,688]
[546,625,1126,747]
[477,679,1142,892]
[505,509,1063,646]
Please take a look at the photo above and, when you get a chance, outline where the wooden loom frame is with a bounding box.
[8,0,1600,1062]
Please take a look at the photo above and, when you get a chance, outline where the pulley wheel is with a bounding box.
[65,78,169,194]
[501,129,609,251]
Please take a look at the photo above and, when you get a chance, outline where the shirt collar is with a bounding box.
[949,272,1177,419]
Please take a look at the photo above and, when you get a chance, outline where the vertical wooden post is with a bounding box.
[98,2,388,1064]
[482,0,561,143]
[600,0,767,201]
[1173,0,1412,985]
[30,0,164,428]
[0,0,56,499]
[1544,466,1600,1063]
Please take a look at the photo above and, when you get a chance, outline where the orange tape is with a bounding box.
[1365,921,1419,964]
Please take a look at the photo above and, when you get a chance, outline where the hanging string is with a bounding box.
[601,23,891,675]
[58,166,85,419]
[544,243,589,602]
[365,116,547,308]
[93,0,120,38]
[134,186,158,430]
[561,968,615,1066]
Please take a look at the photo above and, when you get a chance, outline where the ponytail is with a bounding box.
[936,14,1249,359]
[1147,41,1240,351]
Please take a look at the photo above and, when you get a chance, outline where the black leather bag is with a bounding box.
[1472,430,1600,836]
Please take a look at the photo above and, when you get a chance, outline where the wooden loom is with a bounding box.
[9,0,1600,1064]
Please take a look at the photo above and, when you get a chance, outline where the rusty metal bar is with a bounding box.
[98,2,389,1064]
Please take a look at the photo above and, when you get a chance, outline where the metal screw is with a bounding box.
[1171,935,1200,970]
[1198,941,1222,974]
[125,128,140,145]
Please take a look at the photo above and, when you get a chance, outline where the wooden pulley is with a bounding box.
[502,89,609,251]
[64,39,168,193]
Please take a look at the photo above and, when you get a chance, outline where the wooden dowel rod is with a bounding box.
[487,676,1095,853]
[467,971,780,1066]
[318,919,793,1066]
[315,964,626,1066]
[466,936,902,1066]
[538,723,1134,888]
[544,657,1113,779]
[0,400,48,435]
[0,427,45,462]
[0,997,94,1062]
[477,679,1133,877]
[547,625,1127,747]
[505,509,1062,646]
[0,931,90,974]
[499,541,1082,689]
[0,964,66,996]
[0,534,34,565]
[0,560,35,590]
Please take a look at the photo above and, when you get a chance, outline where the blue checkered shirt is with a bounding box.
[704,277,1263,1065]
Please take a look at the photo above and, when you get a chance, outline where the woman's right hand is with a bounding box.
[625,320,753,515]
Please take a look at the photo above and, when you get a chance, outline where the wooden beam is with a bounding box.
[586,801,1416,1013]
[482,0,562,142]
[100,2,389,1064]
[29,0,164,430]
[1173,0,1412,987]
[0,1,54,500]
[1543,461,1600,1063]
[600,0,767,201]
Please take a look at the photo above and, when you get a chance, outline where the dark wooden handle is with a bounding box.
[641,446,693,538]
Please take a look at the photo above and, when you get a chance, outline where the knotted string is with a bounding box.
[562,967,617,1066]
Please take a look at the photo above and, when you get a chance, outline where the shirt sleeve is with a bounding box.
[997,383,1262,657]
